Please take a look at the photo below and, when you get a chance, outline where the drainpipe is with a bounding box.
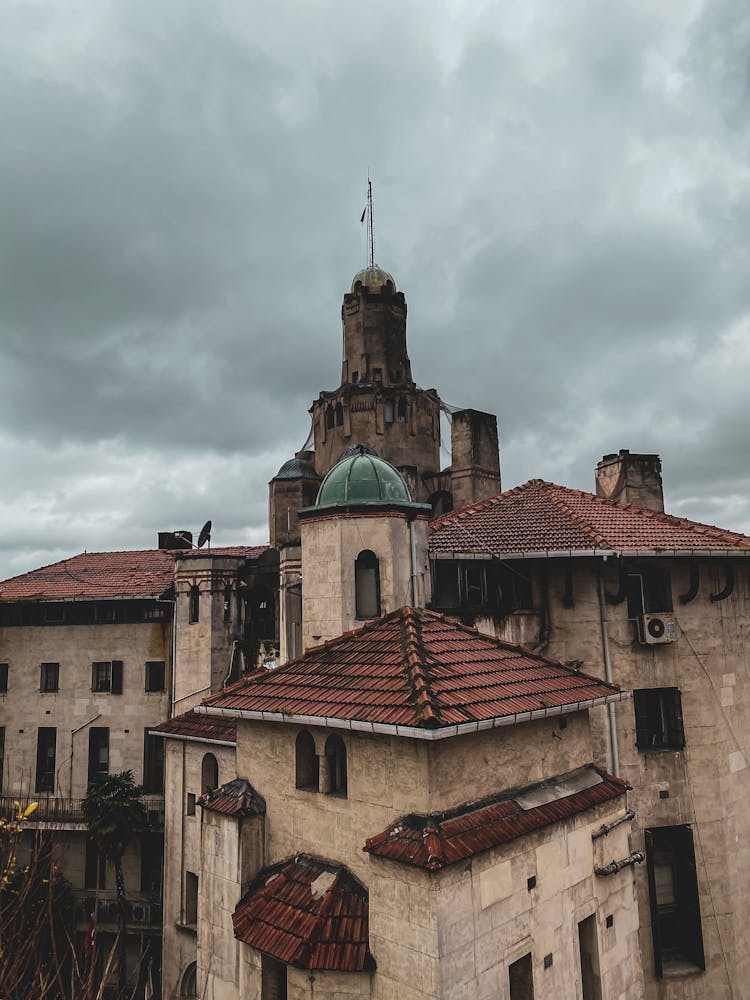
[594,852,645,877]
[409,518,418,607]
[170,598,178,719]
[598,567,620,776]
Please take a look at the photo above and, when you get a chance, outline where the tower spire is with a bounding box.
[367,176,375,268]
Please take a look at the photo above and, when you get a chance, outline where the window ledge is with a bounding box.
[175,921,197,936]
[661,961,704,979]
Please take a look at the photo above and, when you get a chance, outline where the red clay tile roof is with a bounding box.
[429,479,750,556]
[364,765,628,870]
[150,710,237,744]
[198,778,265,817]
[0,546,269,601]
[200,607,624,733]
[233,855,374,972]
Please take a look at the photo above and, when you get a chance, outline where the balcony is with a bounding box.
[0,795,165,830]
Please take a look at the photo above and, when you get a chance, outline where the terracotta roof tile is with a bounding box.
[150,709,236,744]
[233,855,374,972]
[0,546,269,601]
[364,765,628,869]
[201,607,622,731]
[429,480,750,555]
[199,778,265,817]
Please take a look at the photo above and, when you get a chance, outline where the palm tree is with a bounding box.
[83,770,149,993]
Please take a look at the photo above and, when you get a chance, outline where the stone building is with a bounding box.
[427,451,750,1000]
[0,537,274,994]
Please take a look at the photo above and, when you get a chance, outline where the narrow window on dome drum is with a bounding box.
[355,550,381,619]
[189,586,200,624]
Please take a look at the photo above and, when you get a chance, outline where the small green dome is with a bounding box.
[316,449,412,507]
[351,265,397,294]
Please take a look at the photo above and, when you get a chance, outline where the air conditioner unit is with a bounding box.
[638,613,677,645]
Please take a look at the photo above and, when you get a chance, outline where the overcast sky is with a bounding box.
[1,0,749,579]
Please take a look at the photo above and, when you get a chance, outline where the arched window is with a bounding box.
[180,961,197,998]
[325,406,335,429]
[188,585,200,624]
[397,398,408,422]
[355,550,381,619]
[201,753,218,794]
[325,734,347,797]
[295,730,319,791]
[335,402,344,426]
[384,399,394,424]
[223,584,232,623]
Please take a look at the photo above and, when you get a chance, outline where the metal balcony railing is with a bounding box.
[0,795,165,828]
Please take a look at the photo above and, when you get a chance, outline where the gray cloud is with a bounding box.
[1,0,750,578]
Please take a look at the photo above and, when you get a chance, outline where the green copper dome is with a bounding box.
[315,449,412,507]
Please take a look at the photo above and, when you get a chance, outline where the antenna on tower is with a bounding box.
[367,176,375,267]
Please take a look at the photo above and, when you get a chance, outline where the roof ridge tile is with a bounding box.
[401,608,442,726]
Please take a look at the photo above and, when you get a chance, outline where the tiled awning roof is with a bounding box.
[0,546,269,601]
[429,479,750,556]
[233,855,374,972]
[198,778,265,818]
[200,607,625,735]
[364,765,628,870]
[150,710,236,745]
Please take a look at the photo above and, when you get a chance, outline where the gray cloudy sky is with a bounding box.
[2,0,749,579]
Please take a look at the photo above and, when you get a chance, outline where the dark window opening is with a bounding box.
[634,688,685,751]
[35,727,57,793]
[626,566,673,618]
[325,405,335,429]
[87,727,109,784]
[143,731,165,792]
[295,730,319,791]
[429,490,453,518]
[94,603,116,623]
[335,402,344,426]
[324,734,347,797]
[145,660,165,693]
[40,662,59,693]
[261,954,287,1000]
[355,550,381,619]
[180,962,197,999]
[384,399,394,423]
[578,914,603,1000]
[397,397,408,422]
[373,367,382,383]
[189,586,200,624]
[186,792,196,816]
[0,664,7,693]
[223,584,232,623]
[185,872,198,926]
[432,560,532,614]
[43,604,65,625]
[85,839,107,890]
[201,753,219,794]
[91,660,122,694]
[140,832,163,893]
[508,952,534,1000]
[351,371,359,384]
[646,825,705,977]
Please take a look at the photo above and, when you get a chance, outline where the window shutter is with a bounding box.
[111,661,123,695]
[633,692,651,749]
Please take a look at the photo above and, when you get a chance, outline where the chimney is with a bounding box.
[595,450,664,512]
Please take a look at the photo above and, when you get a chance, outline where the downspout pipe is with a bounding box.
[598,567,620,776]
[409,517,418,607]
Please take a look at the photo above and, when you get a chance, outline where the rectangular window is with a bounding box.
[634,688,685,751]
[43,603,65,624]
[626,566,673,618]
[186,792,196,816]
[95,603,116,623]
[261,955,288,1000]
[645,825,705,977]
[433,562,460,609]
[185,871,198,925]
[85,839,107,890]
[88,727,110,784]
[144,661,165,693]
[508,952,534,1000]
[140,833,163,893]
[35,727,57,793]
[578,914,602,1000]
[143,731,165,793]
[0,663,7,693]
[91,661,123,694]
[40,662,60,693]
